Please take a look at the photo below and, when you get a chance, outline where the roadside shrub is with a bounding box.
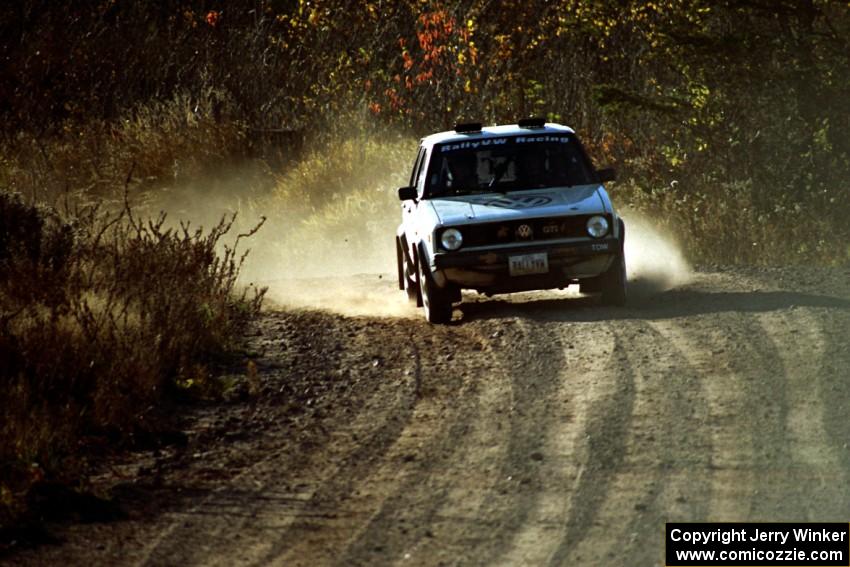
[0,91,248,204]
[0,189,265,530]
[617,180,850,266]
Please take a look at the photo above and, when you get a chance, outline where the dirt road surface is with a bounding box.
[9,266,850,566]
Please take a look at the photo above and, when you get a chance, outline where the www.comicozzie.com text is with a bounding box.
[670,527,848,546]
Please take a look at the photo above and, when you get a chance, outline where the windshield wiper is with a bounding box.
[488,162,510,194]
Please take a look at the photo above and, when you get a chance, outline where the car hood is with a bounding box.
[427,184,608,226]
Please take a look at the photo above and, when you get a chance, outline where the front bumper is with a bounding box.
[432,237,619,292]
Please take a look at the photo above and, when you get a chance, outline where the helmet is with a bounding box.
[448,153,478,189]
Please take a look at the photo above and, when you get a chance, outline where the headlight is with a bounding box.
[586,215,609,238]
[440,228,463,251]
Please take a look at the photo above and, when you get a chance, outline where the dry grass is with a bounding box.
[0,188,265,530]
[616,179,850,266]
[2,0,847,546]
[1,92,847,536]
[1,91,249,206]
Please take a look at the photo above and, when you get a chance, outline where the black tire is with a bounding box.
[598,219,627,306]
[395,237,405,291]
[417,249,453,324]
[401,240,421,305]
[579,276,602,294]
[600,251,627,305]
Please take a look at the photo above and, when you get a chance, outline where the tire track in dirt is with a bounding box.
[732,317,793,519]
[438,315,571,567]
[651,318,763,521]
[491,320,621,566]
[137,316,423,567]
[651,318,757,521]
[543,323,636,566]
[377,322,516,566]
[138,427,404,566]
[651,310,794,521]
[333,316,553,567]
[251,324,481,567]
[756,308,848,519]
[265,322,498,565]
[542,319,713,566]
[813,307,850,519]
[613,322,713,565]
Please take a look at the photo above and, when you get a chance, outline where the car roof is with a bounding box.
[421,122,576,148]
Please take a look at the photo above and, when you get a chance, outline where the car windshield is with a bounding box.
[425,134,594,198]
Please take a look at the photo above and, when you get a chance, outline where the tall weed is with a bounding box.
[616,179,850,266]
[0,190,264,529]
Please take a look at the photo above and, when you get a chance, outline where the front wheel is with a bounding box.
[400,240,421,305]
[395,237,405,291]
[417,252,453,324]
[600,251,627,306]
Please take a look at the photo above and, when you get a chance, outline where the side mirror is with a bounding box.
[398,186,418,201]
[597,167,617,183]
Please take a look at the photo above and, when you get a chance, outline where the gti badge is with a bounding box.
[515,224,533,240]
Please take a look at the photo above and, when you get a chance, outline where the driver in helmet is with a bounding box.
[448,153,479,193]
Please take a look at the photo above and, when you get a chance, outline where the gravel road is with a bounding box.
[10,266,850,566]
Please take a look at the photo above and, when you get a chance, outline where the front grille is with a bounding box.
[455,214,609,248]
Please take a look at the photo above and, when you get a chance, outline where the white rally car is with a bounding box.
[395,118,626,323]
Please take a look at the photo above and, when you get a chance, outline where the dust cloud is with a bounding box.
[139,159,691,318]
[621,209,693,295]
[233,149,417,318]
[130,136,419,318]
[251,206,692,316]
[261,275,418,318]
[235,191,419,318]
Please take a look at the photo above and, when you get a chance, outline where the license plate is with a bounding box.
[508,252,549,276]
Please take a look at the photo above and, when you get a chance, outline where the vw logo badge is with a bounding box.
[515,224,533,239]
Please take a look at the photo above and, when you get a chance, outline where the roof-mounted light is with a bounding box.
[454,122,483,133]
[518,117,547,129]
